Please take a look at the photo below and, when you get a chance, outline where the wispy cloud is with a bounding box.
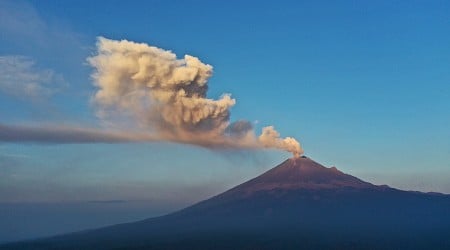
[0,56,66,100]
[0,0,83,53]
[0,1,46,40]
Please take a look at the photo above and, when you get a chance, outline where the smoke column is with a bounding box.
[88,37,303,157]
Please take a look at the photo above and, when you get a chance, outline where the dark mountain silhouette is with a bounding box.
[3,156,450,249]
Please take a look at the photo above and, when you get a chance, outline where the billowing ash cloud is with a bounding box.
[87,37,303,157]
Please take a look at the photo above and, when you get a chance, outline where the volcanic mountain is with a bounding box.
[3,157,450,249]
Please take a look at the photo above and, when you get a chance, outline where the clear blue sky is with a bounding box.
[1,0,449,207]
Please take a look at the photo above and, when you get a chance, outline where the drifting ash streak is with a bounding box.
[0,123,299,154]
[0,123,153,143]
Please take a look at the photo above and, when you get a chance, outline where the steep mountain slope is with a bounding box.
[226,156,375,192]
[3,157,450,249]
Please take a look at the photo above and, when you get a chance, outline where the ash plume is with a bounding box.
[87,37,303,157]
[0,37,303,157]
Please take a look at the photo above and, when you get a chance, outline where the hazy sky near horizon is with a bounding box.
[1,0,449,204]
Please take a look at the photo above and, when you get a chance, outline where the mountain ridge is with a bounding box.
[2,157,450,250]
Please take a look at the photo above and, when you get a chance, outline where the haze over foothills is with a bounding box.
[0,0,449,243]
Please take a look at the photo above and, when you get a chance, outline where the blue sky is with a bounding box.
[1,0,449,208]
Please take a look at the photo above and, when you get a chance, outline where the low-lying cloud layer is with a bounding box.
[0,37,303,157]
[88,37,303,157]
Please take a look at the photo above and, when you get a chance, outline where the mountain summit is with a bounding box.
[231,156,374,193]
[3,157,450,250]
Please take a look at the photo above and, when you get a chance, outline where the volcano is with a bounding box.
[3,157,450,249]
